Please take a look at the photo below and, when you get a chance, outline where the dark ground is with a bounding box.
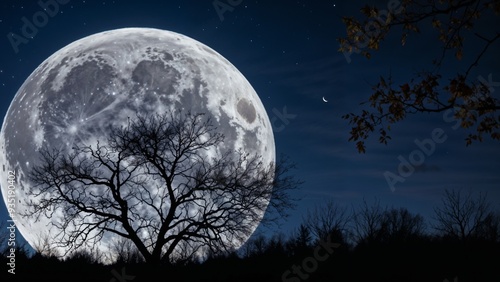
[2,237,499,282]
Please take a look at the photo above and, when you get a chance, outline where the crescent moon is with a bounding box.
[322,97,328,103]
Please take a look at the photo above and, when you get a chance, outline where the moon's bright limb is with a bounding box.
[322,97,328,103]
[0,28,275,261]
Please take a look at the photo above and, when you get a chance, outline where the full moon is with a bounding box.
[0,28,275,260]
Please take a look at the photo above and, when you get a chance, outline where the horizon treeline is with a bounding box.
[1,188,499,282]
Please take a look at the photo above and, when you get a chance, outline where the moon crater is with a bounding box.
[237,98,257,124]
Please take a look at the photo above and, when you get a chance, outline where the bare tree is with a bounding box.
[433,189,499,241]
[171,238,203,264]
[65,247,103,265]
[283,224,313,257]
[304,200,351,243]
[352,200,426,245]
[25,112,298,264]
[293,224,312,248]
[352,198,387,245]
[111,236,144,264]
[475,212,500,242]
[240,234,268,258]
[32,233,60,258]
[265,233,287,256]
[381,207,426,241]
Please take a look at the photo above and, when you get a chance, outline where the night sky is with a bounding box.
[0,0,499,248]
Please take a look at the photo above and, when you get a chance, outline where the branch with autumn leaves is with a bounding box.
[338,0,500,153]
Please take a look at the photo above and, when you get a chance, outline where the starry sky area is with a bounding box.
[0,0,499,245]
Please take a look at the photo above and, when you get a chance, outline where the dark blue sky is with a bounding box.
[0,0,499,247]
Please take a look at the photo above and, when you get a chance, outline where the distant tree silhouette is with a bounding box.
[433,189,500,241]
[475,212,500,242]
[172,238,203,265]
[352,198,387,245]
[352,200,427,247]
[111,237,144,264]
[242,234,272,258]
[304,200,351,244]
[65,249,101,265]
[7,189,500,281]
[338,0,500,152]
[264,233,287,257]
[380,207,426,242]
[32,233,63,259]
[284,224,313,258]
[294,224,312,248]
[0,221,32,266]
[25,112,299,264]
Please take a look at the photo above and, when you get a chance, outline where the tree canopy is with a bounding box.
[25,112,299,264]
[338,0,500,152]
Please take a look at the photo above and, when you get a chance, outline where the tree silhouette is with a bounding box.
[379,207,426,242]
[304,200,351,245]
[352,198,387,245]
[33,233,61,259]
[25,112,298,264]
[433,189,499,241]
[351,199,427,246]
[294,224,312,248]
[284,224,313,258]
[111,236,144,264]
[240,234,268,258]
[338,0,500,152]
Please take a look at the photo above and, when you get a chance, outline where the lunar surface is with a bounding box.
[0,28,275,260]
